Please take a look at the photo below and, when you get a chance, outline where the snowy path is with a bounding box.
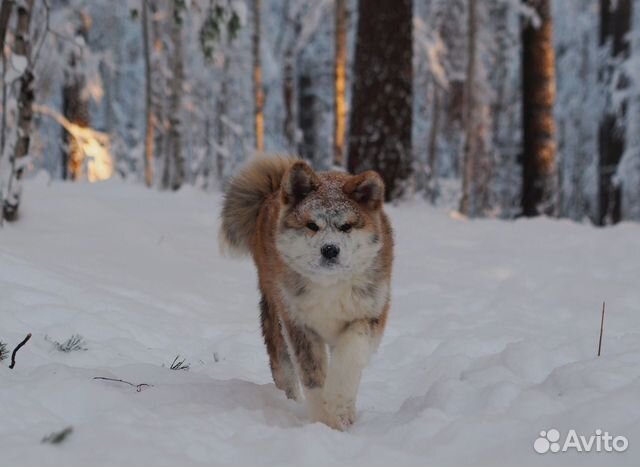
[1,176,639,466]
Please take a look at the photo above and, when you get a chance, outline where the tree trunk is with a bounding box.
[348,0,413,201]
[203,86,212,189]
[2,0,34,222]
[216,46,230,180]
[61,13,91,181]
[283,49,296,150]
[459,0,477,216]
[426,85,441,205]
[150,0,165,167]
[0,0,14,46]
[298,73,316,162]
[598,0,632,225]
[333,0,347,168]
[142,0,154,187]
[252,0,264,152]
[282,6,302,154]
[521,0,557,217]
[164,0,185,190]
[439,0,466,176]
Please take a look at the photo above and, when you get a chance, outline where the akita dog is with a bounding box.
[220,155,393,430]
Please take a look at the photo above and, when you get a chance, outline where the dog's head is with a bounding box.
[276,161,385,284]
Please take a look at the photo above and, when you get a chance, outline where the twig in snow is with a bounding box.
[9,333,32,369]
[93,376,153,392]
[41,426,73,444]
[169,355,190,371]
[598,301,606,357]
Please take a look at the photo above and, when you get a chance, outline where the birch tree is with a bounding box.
[0,0,15,158]
[2,0,35,221]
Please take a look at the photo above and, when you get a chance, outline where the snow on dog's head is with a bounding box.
[276,161,385,284]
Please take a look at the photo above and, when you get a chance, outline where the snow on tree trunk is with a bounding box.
[597,0,632,225]
[252,0,264,152]
[2,0,34,222]
[142,0,154,187]
[0,0,15,159]
[488,0,521,219]
[620,2,640,222]
[348,0,413,201]
[150,0,166,169]
[333,0,347,168]
[216,53,229,181]
[521,0,557,217]
[163,0,185,191]
[439,0,467,177]
[458,0,494,217]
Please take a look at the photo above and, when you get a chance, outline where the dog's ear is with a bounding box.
[281,161,320,205]
[343,171,385,210]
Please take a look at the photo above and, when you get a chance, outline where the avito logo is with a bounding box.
[534,428,628,454]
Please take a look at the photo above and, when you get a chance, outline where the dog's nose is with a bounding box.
[321,244,340,260]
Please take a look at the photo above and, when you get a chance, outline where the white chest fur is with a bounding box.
[284,274,388,345]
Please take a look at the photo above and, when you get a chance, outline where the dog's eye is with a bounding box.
[339,223,353,233]
[306,222,320,232]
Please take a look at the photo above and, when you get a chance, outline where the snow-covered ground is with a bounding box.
[1,175,639,467]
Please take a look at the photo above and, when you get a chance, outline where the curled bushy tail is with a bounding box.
[220,155,295,255]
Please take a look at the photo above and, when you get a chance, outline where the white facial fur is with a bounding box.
[276,208,381,285]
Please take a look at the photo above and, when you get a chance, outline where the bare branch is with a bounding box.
[31,0,84,69]
[93,376,153,392]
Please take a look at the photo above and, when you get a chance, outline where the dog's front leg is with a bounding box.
[322,319,373,430]
[283,321,329,423]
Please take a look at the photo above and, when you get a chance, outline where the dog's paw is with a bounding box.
[323,411,355,431]
[320,397,356,431]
